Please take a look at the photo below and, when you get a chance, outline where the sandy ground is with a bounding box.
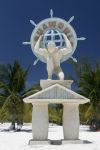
[0,123,100,150]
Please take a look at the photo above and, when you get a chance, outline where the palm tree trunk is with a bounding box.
[9,112,16,130]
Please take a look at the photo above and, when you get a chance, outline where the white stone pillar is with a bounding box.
[63,103,79,140]
[32,103,48,140]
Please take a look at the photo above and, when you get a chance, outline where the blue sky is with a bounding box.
[0,0,100,87]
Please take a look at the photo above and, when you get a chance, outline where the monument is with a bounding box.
[23,9,90,144]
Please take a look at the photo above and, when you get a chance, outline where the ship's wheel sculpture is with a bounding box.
[23,9,86,79]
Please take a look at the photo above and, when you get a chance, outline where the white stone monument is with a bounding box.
[23,10,90,144]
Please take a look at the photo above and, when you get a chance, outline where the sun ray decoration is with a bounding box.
[77,37,86,41]
[30,20,37,27]
[68,16,74,23]
[50,9,53,18]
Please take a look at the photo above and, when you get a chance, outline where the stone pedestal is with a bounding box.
[63,103,79,140]
[23,80,90,144]
[40,80,73,89]
[32,103,48,140]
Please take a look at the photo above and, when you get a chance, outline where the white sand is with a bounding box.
[0,123,100,150]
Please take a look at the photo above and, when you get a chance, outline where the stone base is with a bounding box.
[29,139,50,145]
[29,139,88,145]
[40,80,73,89]
[62,139,84,144]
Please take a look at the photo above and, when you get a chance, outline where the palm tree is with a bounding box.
[0,61,30,130]
[73,60,100,128]
[23,83,41,97]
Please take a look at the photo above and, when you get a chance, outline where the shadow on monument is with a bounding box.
[50,140,92,145]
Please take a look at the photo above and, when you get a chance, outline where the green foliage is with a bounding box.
[73,60,100,124]
[23,103,32,122]
[48,104,63,125]
[0,61,29,125]
[79,103,90,123]
[23,83,41,97]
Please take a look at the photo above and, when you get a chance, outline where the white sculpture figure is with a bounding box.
[34,33,72,80]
